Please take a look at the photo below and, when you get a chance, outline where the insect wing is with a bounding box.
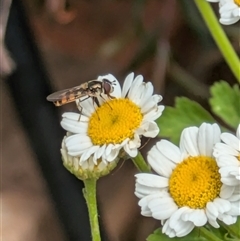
[47,85,87,106]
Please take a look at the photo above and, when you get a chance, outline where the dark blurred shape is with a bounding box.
[4,0,99,240]
[0,0,16,77]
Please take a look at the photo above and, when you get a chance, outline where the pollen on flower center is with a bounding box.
[88,98,143,145]
[169,156,221,209]
[234,0,240,6]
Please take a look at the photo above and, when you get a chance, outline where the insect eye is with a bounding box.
[102,79,113,94]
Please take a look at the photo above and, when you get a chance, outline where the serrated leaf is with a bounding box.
[210,81,240,129]
[157,97,215,144]
[147,228,207,241]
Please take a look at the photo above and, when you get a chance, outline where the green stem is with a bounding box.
[131,151,151,172]
[194,0,240,82]
[199,227,224,241]
[83,179,101,241]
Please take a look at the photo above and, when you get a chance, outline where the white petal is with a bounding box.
[214,143,239,157]
[206,202,220,228]
[62,112,86,121]
[219,165,240,186]
[227,200,240,215]
[61,115,88,134]
[236,124,240,139]
[123,143,138,157]
[221,132,240,151]
[98,74,122,98]
[217,154,239,167]
[121,72,134,98]
[75,97,95,116]
[138,193,164,217]
[198,123,221,157]
[104,144,113,157]
[148,196,178,220]
[94,144,106,160]
[162,220,176,238]
[220,184,235,199]
[181,209,207,226]
[206,198,233,227]
[148,143,177,177]
[221,177,239,186]
[134,182,156,199]
[137,121,159,138]
[167,207,195,237]
[156,140,182,164]
[127,75,144,103]
[128,134,141,149]
[141,95,162,114]
[79,145,99,163]
[212,198,231,214]
[105,147,120,162]
[81,159,90,170]
[220,16,239,25]
[98,73,117,83]
[142,105,165,122]
[97,161,108,171]
[135,173,169,188]
[135,183,164,198]
[220,2,238,13]
[180,127,199,156]
[227,185,240,201]
[139,82,154,106]
[174,222,195,238]
[140,204,152,217]
[219,213,237,225]
[65,134,93,155]
[66,134,90,147]
[131,82,146,105]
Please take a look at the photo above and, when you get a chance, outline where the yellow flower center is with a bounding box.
[234,0,240,6]
[88,98,143,145]
[169,156,221,209]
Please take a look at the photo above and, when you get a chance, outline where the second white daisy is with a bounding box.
[61,73,164,164]
[135,123,240,238]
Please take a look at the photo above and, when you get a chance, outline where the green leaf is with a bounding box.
[157,97,215,144]
[210,81,240,129]
[147,228,207,241]
[219,217,240,239]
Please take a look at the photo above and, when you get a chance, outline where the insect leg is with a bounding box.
[139,138,151,150]
[77,106,83,122]
[92,97,100,120]
[77,96,91,121]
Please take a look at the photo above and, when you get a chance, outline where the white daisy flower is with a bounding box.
[135,123,240,238]
[61,135,118,180]
[61,73,164,165]
[218,0,240,25]
[214,124,240,187]
[206,0,220,2]
[206,0,240,25]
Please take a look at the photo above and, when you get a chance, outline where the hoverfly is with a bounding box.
[47,79,115,114]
